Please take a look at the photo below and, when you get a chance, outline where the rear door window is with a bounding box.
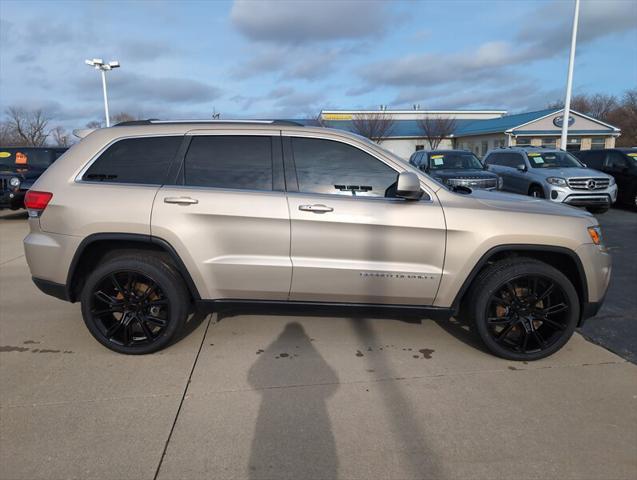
[83,136,182,184]
[183,135,273,191]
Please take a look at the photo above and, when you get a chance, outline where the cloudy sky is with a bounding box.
[0,0,635,129]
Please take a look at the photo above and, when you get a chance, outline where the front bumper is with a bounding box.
[576,243,612,324]
[548,184,618,207]
[0,189,25,210]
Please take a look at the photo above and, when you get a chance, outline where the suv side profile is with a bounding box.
[483,147,618,214]
[24,121,611,361]
[573,148,637,208]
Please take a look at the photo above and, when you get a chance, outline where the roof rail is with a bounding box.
[114,119,305,127]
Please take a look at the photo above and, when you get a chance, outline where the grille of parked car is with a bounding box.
[567,177,610,191]
[0,177,8,191]
[446,177,498,189]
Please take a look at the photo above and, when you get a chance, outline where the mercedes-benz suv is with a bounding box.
[483,147,617,214]
[23,121,611,361]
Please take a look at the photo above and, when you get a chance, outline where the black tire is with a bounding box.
[586,206,609,214]
[80,253,189,354]
[468,258,579,361]
[529,185,545,198]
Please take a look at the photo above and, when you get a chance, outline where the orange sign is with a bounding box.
[15,152,27,164]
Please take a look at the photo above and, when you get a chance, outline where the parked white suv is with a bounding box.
[483,147,618,213]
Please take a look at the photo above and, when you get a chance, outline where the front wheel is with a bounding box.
[529,186,545,198]
[468,258,579,361]
[80,253,190,354]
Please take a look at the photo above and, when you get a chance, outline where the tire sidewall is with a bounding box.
[473,262,580,361]
[81,257,188,355]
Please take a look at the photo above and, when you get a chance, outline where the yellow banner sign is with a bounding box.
[322,113,353,120]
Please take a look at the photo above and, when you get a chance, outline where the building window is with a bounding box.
[516,137,532,147]
[415,145,424,151]
[566,137,581,151]
[590,138,605,150]
[481,141,488,156]
[541,138,557,148]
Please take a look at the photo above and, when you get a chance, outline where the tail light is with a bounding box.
[24,190,53,217]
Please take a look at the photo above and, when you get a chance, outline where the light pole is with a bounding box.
[560,0,580,150]
[85,58,120,127]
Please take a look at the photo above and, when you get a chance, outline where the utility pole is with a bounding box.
[85,58,120,127]
[560,0,580,150]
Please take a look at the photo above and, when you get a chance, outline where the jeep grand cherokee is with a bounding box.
[23,120,611,360]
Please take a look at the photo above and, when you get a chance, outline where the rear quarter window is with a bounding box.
[82,136,182,184]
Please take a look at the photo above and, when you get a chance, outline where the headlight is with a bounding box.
[608,176,616,186]
[497,176,503,189]
[9,177,21,188]
[546,177,567,186]
[587,226,604,246]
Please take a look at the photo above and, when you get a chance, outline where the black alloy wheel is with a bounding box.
[90,271,169,348]
[469,258,579,361]
[485,275,570,356]
[81,253,189,354]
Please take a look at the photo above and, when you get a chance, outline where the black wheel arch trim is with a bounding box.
[65,232,201,302]
[451,244,590,322]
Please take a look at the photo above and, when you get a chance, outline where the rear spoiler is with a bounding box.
[73,128,96,139]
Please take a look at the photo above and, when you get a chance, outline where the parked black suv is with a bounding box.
[574,148,637,208]
[0,147,67,210]
[409,150,502,190]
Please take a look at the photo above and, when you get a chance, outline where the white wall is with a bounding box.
[379,138,454,160]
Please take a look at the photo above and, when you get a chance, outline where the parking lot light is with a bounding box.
[85,58,120,127]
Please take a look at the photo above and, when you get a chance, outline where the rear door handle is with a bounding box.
[164,196,198,205]
[298,204,333,213]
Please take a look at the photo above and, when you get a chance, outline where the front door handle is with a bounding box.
[164,196,199,205]
[298,204,333,213]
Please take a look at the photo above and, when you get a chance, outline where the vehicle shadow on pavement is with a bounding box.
[247,321,339,479]
[434,316,491,355]
[349,318,443,479]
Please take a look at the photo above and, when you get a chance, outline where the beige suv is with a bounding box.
[23,121,611,360]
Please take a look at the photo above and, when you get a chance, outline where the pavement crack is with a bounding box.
[153,314,212,480]
[0,254,25,266]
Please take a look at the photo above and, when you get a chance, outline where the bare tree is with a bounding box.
[547,93,617,121]
[0,121,22,145]
[51,126,71,147]
[611,88,637,147]
[418,116,457,150]
[6,107,50,146]
[86,120,103,129]
[351,112,395,143]
[112,112,137,124]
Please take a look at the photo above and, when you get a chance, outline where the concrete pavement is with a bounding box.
[1,209,636,480]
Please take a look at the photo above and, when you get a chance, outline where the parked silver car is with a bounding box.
[483,147,618,213]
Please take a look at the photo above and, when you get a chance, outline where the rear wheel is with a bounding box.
[80,253,189,354]
[529,185,545,198]
[468,258,579,361]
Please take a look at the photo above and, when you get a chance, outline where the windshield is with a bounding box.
[527,151,583,169]
[0,148,54,169]
[428,152,483,170]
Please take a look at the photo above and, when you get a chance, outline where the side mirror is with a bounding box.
[517,164,527,172]
[396,171,423,200]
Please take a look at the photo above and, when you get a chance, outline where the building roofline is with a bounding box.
[320,109,508,115]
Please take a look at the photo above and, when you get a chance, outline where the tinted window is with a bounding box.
[485,152,520,167]
[184,136,272,190]
[428,152,482,170]
[292,137,398,197]
[83,136,181,184]
[579,150,604,169]
[606,151,628,170]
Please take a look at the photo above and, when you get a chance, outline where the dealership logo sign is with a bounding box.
[553,115,575,128]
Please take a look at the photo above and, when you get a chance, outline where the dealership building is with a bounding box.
[317,108,621,159]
